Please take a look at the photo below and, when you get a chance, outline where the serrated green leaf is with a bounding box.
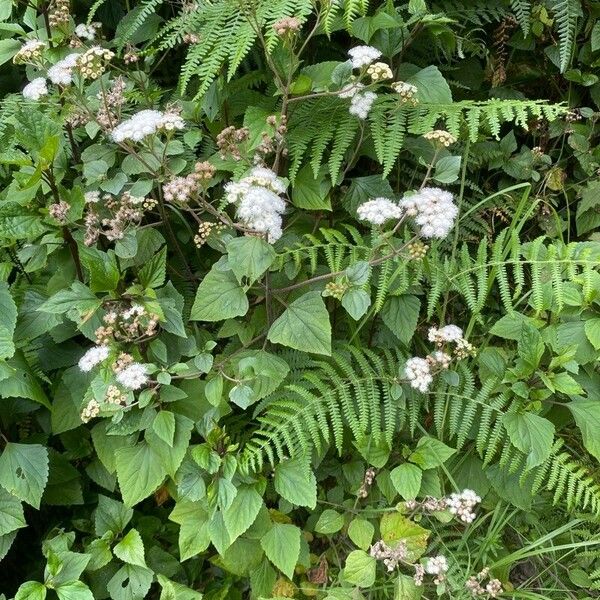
[0,443,49,509]
[260,523,301,578]
[267,291,331,355]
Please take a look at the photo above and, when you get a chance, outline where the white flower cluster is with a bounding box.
[224,167,287,242]
[357,197,402,225]
[404,357,433,393]
[111,109,185,143]
[48,53,79,85]
[428,324,464,344]
[23,78,48,101]
[85,191,101,203]
[425,555,449,584]
[400,187,458,239]
[78,345,110,372]
[116,363,149,390]
[75,23,99,40]
[446,489,481,523]
[428,324,474,359]
[348,45,381,69]
[349,91,377,119]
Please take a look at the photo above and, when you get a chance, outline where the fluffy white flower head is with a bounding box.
[47,53,79,85]
[85,191,101,204]
[116,363,148,390]
[425,555,448,575]
[445,489,481,524]
[400,187,458,239]
[111,110,184,143]
[428,324,464,344]
[79,345,110,372]
[357,197,402,225]
[75,23,98,40]
[348,45,382,68]
[349,91,377,119]
[404,357,433,393]
[23,78,48,101]
[224,167,287,242]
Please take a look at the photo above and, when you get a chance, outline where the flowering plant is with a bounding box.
[0,0,600,598]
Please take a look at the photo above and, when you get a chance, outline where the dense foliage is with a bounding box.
[1,0,600,598]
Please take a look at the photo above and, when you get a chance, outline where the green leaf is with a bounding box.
[115,442,167,507]
[390,463,422,500]
[409,437,455,470]
[394,573,423,600]
[584,318,600,350]
[274,458,317,509]
[223,484,263,541]
[381,295,421,344]
[0,443,49,509]
[145,414,194,477]
[405,65,452,104]
[315,509,344,534]
[15,581,47,600]
[0,39,19,67]
[433,156,461,183]
[518,325,545,370]
[227,236,276,283]
[0,487,26,536]
[260,523,301,578]
[292,165,332,210]
[152,411,176,447]
[138,246,167,289]
[190,263,249,322]
[79,247,120,293]
[38,282,100,315]
[347,518,374,551]
[157,282,187,338]
[0,282,16,360]
[502,413,554,470]
[568,401,600,462]
[94,494,133,536]
[56,581,94,600]
[267,291,331,355]
[113,528,146,568]
[341,288,371,320]
[342,550,376,587]
[157,574,203,600]
[380,513,429,562]
[107,564,153,600]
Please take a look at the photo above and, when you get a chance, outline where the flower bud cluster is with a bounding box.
[272,16,301,36]
[217,125,249,160]
[391,81,418,105]
[49,0,70,27]
[367,62,393,81]
[96,303,159,345]
[466,568,503,598]
[369,540,408,572]
[76,46,114,79]
[14,40,46,64]
[423,129,457,147]
[49,200,71,224]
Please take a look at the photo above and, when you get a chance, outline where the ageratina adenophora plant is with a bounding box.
[1,0,600,598]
